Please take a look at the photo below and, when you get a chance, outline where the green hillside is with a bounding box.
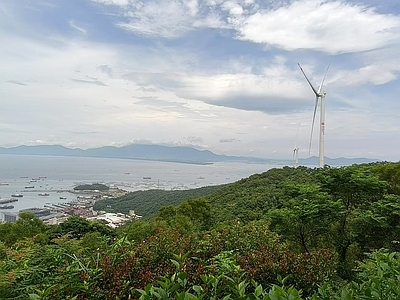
[206,166,317,224]
[93,185,222,217]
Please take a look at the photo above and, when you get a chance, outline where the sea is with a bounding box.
[0,155,287,214]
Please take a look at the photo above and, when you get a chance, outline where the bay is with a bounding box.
[0,154,283,213]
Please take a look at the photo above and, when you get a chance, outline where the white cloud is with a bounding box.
[92,0,130,6]
[115,0,200,38]
[69,21,87,34]
[235,0,400,54]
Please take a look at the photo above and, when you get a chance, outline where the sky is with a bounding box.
[0,0,399,161]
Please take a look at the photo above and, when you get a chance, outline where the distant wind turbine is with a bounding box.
[293,121,302,168]
[298,63,330,168]
[293,147,299,168]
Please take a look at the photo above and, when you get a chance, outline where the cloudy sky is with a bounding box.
[1,0,399,161]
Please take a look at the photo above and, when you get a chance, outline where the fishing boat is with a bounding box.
[0,205,14,209]
[11,193,23,197]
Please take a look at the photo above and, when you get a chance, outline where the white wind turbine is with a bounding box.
[293,147,299,168]
[293,121,302,168]
[298,63,330,168]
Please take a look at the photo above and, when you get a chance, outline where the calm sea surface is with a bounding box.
[0,155,285,213]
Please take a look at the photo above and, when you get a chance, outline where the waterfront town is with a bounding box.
[0,186,142,228]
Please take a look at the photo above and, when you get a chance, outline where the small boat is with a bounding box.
[0,205,14,209]
[38,193,50,196]
[59,196,67,200]
[0,183,9,186]
[0,198,18,204]
[124,172,130,174]
[11,194,23,197]
[197,176,205,179]
[143,177,151,180]
[25,186,35,189]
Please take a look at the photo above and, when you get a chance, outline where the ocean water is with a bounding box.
[0,155,284,213]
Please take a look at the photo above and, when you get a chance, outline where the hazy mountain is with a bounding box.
[0,144,263,164]
[0,144,380,165]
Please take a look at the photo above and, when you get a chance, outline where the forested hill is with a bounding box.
[93,185,222,217]
[206,166,317,224]
[114,161,400,260]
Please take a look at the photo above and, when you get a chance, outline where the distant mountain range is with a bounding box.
[0,144,380,165]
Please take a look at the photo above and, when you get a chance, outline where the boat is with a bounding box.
[0,183,9,186]
[11,194,23,197]
[197,176,205,179]
[143,177,151,180]
[0,198,18,204]
[38,193,50,196]
[59,196,67,200]
[25,186,34,189]
[0,205,14,209]
[124,172,130,174]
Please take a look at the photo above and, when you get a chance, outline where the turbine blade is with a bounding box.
[309,96,319,154]
[317,64,330,94]
[298,63,318,96]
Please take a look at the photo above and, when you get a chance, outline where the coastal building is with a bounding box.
[20,208,51,218]
[87,212,142,228]
[0,212,18,223]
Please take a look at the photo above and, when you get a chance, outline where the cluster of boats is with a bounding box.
[0,198,18,210]
[0,205,14,209]
[0,198,18,204]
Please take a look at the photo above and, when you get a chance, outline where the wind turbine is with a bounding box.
[298,63,330,168]
[293,147,299,168]
[293,121,302,168]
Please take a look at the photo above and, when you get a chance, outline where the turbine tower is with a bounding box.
[293,121,302,168]
[298,63,330,168]
[293,147,299,168]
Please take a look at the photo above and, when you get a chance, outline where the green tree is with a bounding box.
[0,212,47,246]
[49,216,115,240]
[266,183,340,253]
[373,162,400,195]
[317,166,387,277]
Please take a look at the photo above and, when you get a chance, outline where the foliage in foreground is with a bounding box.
[1,161,400,299]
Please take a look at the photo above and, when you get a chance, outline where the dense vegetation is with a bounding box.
[0,161,400,299]
[74,183,109,191]
[93,185,221,217]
